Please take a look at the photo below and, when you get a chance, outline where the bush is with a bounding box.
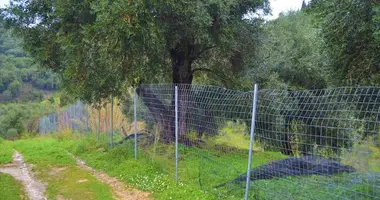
[5,128,19,140]
[59,92,75,107]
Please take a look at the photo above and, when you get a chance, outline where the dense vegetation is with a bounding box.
[0,102,56,140]
[0,23,59,103]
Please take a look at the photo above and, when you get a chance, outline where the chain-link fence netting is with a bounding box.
[253,87,380,199]
[38,85,380,199]
[135,84,255,199]
[39,101,89,135]
[38,100,131,145]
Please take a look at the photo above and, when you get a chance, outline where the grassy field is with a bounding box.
[54,132,380,200]
[11,138,115,200]
[1,132,379,200]
[0,173,27,200]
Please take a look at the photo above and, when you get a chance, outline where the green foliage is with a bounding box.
[2,0,269,104]
[5,128,19,140]
[246,11,330,90]
[0,173,26,200]
[0,102,56,139]
[59,91,75,107]
[309,0,380,85]
[0,23,59,103]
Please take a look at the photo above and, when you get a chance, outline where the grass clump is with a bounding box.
[0,173,27,200]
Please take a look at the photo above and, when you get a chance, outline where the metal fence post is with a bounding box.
[97,108,100,141]
[175,85,179,183]
[72,104,75,134]
[110,97,114,147]
[86,104,89,135]
[134,89,138,160]
[245,84,259,200]
[105,105,108,139]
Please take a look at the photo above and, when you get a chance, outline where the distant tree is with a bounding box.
[8,80,21,96]
[0,22,59,102]
[310,0,380,85]
[246,11,329,90]
[5,128,18,140]
[2,90,12,101]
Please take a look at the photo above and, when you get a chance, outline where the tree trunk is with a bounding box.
[136,86,174,142]
[171,45,194,139]
[136,44,195,143]
[282,116,294,155]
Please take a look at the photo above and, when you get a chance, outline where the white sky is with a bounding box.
[0,0,7,8]
[266,0,311,20]
[0,0,310,19]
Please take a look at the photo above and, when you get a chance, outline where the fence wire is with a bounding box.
[38,85,380,200]
[39,100,129,144]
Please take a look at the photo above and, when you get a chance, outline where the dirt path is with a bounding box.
[0,152,47,200]
[70,153,151,200]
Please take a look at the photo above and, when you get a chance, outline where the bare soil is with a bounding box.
[0,152,47,200]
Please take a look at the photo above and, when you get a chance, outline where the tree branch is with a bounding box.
[198,45,217,56]
[190,45,217,60]
[191,67,213,74]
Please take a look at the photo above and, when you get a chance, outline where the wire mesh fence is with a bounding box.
[38,100,131,144]
[38,85,380,200]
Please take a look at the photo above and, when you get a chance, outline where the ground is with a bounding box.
[0,138,151,200]
[0,134,379,200]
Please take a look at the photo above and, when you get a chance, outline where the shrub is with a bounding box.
[5,128,19,140]
[59,92,75,107]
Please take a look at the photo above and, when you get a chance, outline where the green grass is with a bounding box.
[0,139,14,164]
[58,133,380,200]
[57,134,289,199]
[11,138,115,200]
[5,132,380,200]
[0,173,27,200]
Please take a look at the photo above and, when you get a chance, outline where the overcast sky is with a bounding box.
[267,0,311,19]
[0,0,310,20]
[0,0,7,8]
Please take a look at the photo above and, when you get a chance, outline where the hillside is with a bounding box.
[0,23,59,103]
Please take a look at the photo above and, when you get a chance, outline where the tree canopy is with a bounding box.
[1,0,269,104]
[308,0,380,85]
